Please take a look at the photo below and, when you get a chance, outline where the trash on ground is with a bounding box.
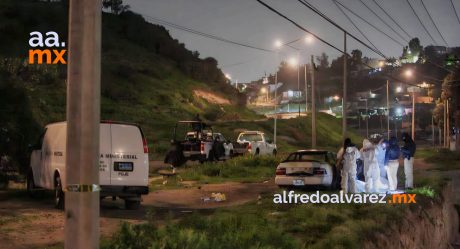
[201,192,227,202]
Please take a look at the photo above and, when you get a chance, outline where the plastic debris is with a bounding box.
[201,193,227,202]
[211,192,226,202]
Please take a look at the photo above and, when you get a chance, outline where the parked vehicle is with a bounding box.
[275,150,340,189]
[27,121,149,210]
[164,121,231,167]
[233,131,277,156]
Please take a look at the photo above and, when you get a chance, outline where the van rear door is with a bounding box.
[99,123,112,185]
[110,124,148,186]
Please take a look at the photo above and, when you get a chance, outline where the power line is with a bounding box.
[142,15,274,53]
[256,0,424,89]
[332,0,383,55]
[256,0,345,54]
[358,0,409,43]
[301,0,454,74]
[404,0,438,45]
[371,0,412,40]
[333,0,406,47]
[420,0,449,46]
[297,0,386,58]
[450,0,460,28]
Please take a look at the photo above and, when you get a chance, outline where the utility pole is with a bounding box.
[297,54,301,118]
[432,115,435,147]
[304,64,308,113]
[311,55,316,148]
[444,99,447,147]
[65,0,101,249]
[365,98,369,138]
[411,92,416,140]
[447,99,450,148]
[342,32,347,140]
[386,80,390,139]
[274,71,278,144]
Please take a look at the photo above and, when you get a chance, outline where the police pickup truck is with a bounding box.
[233,131,277,156]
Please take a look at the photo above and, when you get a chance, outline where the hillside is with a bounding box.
[0,0,360,171]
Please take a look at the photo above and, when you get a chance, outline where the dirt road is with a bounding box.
[0,180,277,249]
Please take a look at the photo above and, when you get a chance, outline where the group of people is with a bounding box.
[336,133,416,194]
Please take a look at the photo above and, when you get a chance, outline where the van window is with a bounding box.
[111,125,143,153]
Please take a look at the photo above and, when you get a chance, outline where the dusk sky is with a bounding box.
[126,0,460,82]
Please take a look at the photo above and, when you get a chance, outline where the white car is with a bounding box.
[234,131,277,156]
[275,150,339,189]
[27,121,149,209]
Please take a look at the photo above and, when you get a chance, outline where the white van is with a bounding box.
[27,121,149,210]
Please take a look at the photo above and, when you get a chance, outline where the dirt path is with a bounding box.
[0,180,277,249]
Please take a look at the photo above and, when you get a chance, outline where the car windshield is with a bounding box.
[238,134,262,142]
[285,152,327,162]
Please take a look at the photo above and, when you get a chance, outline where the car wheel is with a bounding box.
[255,149,260,156]
[54,174,64,209]
[125,200,140,210]
[272,149,277,156]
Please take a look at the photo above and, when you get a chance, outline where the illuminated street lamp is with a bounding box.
[404,69,413,78]
[288,57,298,67]
[305,34,314,44]
[260,87,268,103]
[225,73,231,80]
[396,86,403,93]
[274,40,282,49]
[333,95,340,101]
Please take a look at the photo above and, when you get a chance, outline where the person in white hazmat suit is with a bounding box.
[337,138,360,194]
[360,139,380,192]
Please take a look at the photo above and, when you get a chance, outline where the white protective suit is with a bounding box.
[337,146,360,194]
[360,139,380,193]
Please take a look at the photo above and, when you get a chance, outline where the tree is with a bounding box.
[315,52,329,70]
[350,49,362,70]
[103,0,130,15]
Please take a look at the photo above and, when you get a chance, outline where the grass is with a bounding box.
[149,156,279,190]
[102,193,410,249]
[424,148,460,171]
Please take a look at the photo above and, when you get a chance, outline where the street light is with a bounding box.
[260,87,268,103]
[288,57,298,67]
[305,34,314,44]
[404,69,413,78]
[396,86,403,93]
[274,40,282,49]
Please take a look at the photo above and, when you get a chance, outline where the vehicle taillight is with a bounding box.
[276,168,286,175]
[248,143,252,152]
[142,138,148,153]
[200,143,205,154]
[313,167,327,175]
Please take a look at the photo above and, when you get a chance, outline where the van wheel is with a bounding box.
[272,149,277,156]
[54,174,64,209]
[125,200,140,210]
[255,149,260,155]
[27,169,34,195]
